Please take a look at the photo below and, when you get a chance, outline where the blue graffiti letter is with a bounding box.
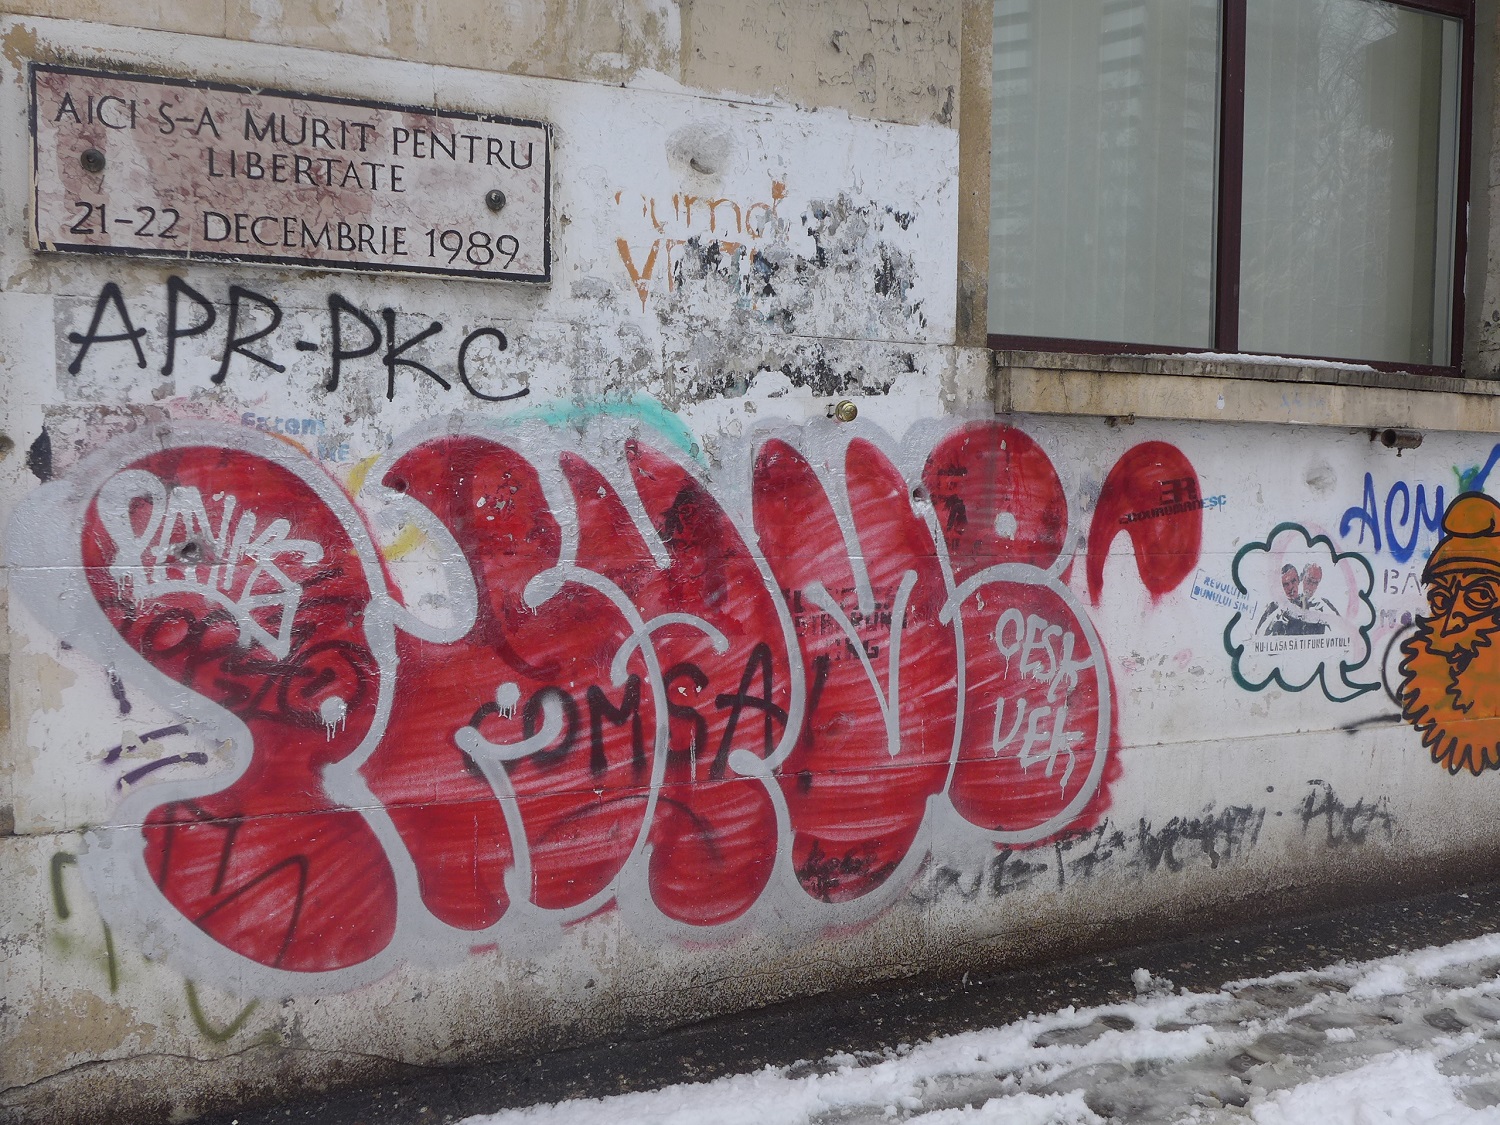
[1341,472,1381,553]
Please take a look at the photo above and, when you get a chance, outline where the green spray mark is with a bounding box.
[51,850,118,990]
[1456,443,1500,493]
[503,394,703,463]
[185,980,259,1044]
[50,852,77,919]
[103,923,118,993]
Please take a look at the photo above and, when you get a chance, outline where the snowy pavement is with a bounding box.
[457,926,1500,1124]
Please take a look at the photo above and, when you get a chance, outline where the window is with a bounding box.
[988,0,1471,372]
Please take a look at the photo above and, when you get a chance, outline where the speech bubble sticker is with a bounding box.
[1224,522,1378,702]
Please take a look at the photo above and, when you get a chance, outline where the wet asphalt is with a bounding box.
[198,878,1500,1125]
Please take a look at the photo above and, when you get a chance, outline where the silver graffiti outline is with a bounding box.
[6,413,1115,993]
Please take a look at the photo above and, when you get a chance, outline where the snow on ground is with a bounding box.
[457,925,1500,1124]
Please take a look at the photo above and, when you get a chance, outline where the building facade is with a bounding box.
[5,1,1500,1121]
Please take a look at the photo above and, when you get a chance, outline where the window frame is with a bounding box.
[984,0,1478,378]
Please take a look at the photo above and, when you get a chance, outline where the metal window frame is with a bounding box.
[985,0,1477,378]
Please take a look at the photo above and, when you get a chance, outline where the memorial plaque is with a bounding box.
[30,65,550,281]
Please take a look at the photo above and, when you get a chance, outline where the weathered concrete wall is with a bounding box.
[0,0,960,126]
[5,8,1500,1125]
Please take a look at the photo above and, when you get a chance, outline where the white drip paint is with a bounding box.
[495,681,521,720]
[320,696,349,741]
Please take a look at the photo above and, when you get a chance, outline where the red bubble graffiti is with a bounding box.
[82,448,396,971]
[1086,442,1205,605]
[54,422,1185,974]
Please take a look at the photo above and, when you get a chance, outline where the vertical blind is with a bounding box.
[990,0,1220,348]
[989,0,1463,366]
[1239,0,1461,364]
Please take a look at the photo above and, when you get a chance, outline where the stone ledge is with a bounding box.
[996,351,1500,434]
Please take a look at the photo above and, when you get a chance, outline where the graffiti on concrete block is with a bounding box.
[6,418,1186,988]
[1340,469,1450,565]
[1085,442,1207,605]
[1399,492,1500,774]
[1224,523,1378,702]
[614,181,786,310]
[63,277,527,402]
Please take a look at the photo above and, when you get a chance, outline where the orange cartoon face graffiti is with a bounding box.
[1399,492,1500,774]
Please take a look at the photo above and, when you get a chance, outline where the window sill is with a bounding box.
[994,350,1500,434]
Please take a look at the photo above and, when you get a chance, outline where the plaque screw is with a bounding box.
[832,400,859,423]
[485,189,507,213]
[80,148,105,174]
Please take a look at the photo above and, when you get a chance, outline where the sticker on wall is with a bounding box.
[1224,523,1378,702]
[1189,570,1256,620]
[1398,492,1500,775]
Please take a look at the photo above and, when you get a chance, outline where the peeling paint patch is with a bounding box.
[26,428,51,482]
